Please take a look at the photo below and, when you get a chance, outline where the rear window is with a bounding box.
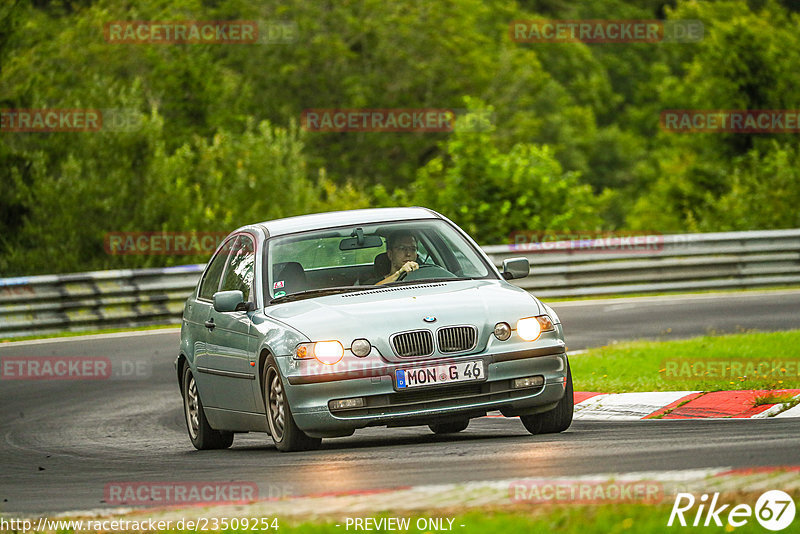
[271,236,380,269]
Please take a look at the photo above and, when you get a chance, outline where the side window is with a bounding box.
[437,233,487,277]
[415,239,432,264]
[220,235,256,302]
[198,239,234,301]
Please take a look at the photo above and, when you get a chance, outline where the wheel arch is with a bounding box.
[257,346,276,395]
[176,353,188,392]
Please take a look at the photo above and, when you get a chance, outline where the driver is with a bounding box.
[376,231,419,285]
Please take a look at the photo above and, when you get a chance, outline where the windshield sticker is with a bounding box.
[273,290,286,298]
[273,280,285,290]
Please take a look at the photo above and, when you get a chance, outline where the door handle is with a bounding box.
[204,318,215,330]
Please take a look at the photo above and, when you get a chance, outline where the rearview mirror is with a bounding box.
[213,290,254,312]
[502,257,530,280]
[339,229,384,250]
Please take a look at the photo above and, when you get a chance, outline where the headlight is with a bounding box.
[313,341,344,364]
[493,322,512,341]
[295,341,344,365]
[350,338,372,357]
[516,316,554,341]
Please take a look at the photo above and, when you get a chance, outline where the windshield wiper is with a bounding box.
[269,285,380,304]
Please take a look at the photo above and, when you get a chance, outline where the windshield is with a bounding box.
[265,219,495,301]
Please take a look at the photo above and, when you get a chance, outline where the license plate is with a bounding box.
[395,360,484,389]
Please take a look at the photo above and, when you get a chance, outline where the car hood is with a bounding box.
[264,280,543,351]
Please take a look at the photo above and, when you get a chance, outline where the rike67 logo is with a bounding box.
[668,491,796,531]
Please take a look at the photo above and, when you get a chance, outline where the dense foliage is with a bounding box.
[1,0,799,275]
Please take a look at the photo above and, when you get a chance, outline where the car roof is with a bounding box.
[247,207,442,237]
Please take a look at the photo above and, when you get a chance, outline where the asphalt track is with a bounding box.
[1,290,799,514]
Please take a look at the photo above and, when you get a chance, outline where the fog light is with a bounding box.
[493,322,511,341]
[351,338,371,357]
[512,375,545,389]
[329,397,365,411]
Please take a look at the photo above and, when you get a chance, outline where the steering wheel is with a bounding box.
[396,263,434,282]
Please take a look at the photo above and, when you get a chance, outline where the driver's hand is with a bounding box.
[377,261,420,285]
[398,261,419,274]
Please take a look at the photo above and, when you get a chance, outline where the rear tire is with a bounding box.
[429,419,470,434]
[520,363,573,435]
[182,366,234,450]
[264,360,322,452]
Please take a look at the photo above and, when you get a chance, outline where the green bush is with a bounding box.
[408,108,607,245]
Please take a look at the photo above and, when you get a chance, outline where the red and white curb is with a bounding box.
[51,467,800,521]
[573,390,800,420]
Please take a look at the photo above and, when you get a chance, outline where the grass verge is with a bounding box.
[40,500,791,534]
[751,392,797,407]
[278,504,786,534]
[571,329,800,393]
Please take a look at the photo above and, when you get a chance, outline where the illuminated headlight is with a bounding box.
[350,338,372,357]
[512,375,545,389]
[313,341,344,364]
[295,341,344,365]
[516,315,554,341]
[329,397,365,411]
[493,322,512,341]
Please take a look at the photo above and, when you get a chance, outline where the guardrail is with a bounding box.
[0,265,204,338]
[1,229,799,338]
[483,228,800,298]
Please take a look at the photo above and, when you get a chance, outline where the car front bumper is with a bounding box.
[283,345,569,437]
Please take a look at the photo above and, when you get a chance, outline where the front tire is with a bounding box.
[429,419,470,434]
[182,366,234,450]
[520,363,573,435]
[264,360,321,452]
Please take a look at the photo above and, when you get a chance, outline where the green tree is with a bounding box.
[627,0,800,232]
[407,117,606,245]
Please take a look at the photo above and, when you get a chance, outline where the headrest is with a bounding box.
[273,261,307,293]
[373,253,391,277]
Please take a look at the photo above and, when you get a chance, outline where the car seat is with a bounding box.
[273,262,307,294]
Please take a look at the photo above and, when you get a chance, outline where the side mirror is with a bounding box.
[502,257,530,280]
[213,290,254,312]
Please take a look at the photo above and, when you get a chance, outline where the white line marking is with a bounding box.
[0,328,181,347]
[550,289,800,308]
[573,391,700,420]
[775,402,800,418]
[752,394,800,418]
